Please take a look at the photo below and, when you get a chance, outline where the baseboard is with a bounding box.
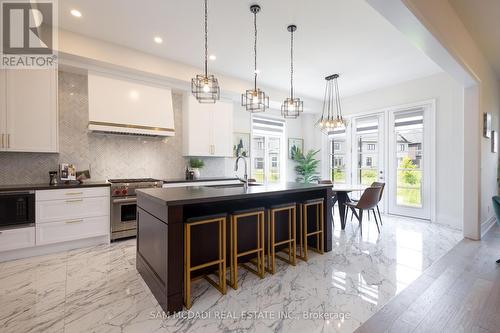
[0,236,110,262]
[481,216,496,239]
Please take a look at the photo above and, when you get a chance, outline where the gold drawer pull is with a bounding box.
[65,192,83,196]
[65,199,83,203]
[65,219,83,224]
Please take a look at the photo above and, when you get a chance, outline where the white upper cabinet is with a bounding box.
[183,95,233,157]
[88,72,175,137]
[0,68,58,152]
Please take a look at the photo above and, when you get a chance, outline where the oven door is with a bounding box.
[0,191,35,229]
[111,197,137,233]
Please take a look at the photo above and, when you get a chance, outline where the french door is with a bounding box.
[387,107,431,219]
[330,104,433,220]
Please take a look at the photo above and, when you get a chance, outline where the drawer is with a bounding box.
[36,196,110,223]
[36,187,110,201]
[36,216,109,245]
[0,227,35,252]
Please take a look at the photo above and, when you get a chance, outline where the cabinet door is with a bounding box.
[0,69,6,150]
[5,69,58,152]
[183,95,212,156]
[212,100,233,157]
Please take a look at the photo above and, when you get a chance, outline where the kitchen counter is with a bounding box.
[138,182,332,205]
[0,181,110,192]
[136,182,333,313]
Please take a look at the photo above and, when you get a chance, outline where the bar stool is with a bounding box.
[298,198,324,261]
[229,207,265,290]
[267,202,297,274]
[184,213,227,309]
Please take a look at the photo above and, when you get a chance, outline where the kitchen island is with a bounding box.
[136,182,333,313]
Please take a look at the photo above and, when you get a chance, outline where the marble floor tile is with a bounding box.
[0,214,462,333]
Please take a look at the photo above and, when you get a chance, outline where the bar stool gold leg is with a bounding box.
[320,202,324,254]
[303,204,308,261]
[184,223,191,309]
[292,206,297,265]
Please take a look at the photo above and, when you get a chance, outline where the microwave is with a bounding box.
[0,191,35,229]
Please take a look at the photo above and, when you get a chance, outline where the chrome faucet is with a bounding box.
[234,156,248,190]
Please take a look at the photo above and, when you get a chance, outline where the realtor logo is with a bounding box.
[1,0,57,68]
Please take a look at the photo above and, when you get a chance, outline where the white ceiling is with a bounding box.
[449,0,500,78]
[58,0,442,100]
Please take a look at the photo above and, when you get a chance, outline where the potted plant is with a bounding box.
[293,149,320,183]
[189,158,204,179]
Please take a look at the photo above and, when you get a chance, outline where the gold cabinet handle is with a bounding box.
[6,133,9,148]
[1,134,3,149]
[65,219,83,224]
[65,199,83,203]
[65,192,83,196]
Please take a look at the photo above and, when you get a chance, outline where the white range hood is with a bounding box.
[88,72,175,137]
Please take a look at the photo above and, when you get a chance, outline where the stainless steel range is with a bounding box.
[109,178,163,241]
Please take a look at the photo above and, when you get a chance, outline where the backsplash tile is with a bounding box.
[0,71,195,185]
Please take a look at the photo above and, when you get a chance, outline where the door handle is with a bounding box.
[65,219,83,224]
[1,133,3,148]
[6,133,9,148]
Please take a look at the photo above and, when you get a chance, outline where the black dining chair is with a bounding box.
[344,186,383,234]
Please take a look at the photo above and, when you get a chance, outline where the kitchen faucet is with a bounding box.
[234,156,248,190]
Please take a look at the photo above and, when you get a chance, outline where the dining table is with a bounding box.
[331,184,367,229]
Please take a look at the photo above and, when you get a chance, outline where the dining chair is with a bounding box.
[350,182,385,225]
[344,186,383,234]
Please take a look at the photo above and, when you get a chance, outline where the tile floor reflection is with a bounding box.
[0,213,462,333]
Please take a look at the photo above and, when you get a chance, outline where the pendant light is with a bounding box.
[315,74,348,133]
[191,0,220,103]
[241,4,269,113]
[281,25,303,119]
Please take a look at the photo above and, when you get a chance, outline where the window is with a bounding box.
[399,143,406,151]
[251,116,286,184]
[367,144,376,151]
[366,157,372,167]
[329,128,347,184]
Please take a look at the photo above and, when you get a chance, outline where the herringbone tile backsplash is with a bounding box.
[0,71,194,185]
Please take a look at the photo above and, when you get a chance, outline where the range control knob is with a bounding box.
[114,189,121,196]
[122,189,128,195]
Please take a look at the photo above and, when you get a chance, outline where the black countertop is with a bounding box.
[162,177,239,184]
[0,181,110,192]
[137,182,331,206]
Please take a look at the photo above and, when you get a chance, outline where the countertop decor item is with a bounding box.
[189,158,205,179]
[49,171,58,186]
[281,24,304,119]
[191,0,220,103]
[59,163,76,181]
[241,4,269,113]
[315,74,348,133]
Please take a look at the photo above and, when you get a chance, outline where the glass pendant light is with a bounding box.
[281,25,303,119]
[315,74,348,133]
[241,5,269,113]
[191,0,220,103]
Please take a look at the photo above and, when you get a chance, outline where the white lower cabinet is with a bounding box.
[34,187,110,245]
[36,196,109,223]
[0,227,35,252]
[36,216,109,245]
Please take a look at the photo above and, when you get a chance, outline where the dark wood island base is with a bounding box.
[136,183,333,313]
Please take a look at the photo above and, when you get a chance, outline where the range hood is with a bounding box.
[88,72,175,137]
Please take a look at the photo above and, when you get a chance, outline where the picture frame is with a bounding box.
[59,163,76,181]
[233,132,250,158]
[288,138,304,159]
[492,130,498,153]
[483,112,492,138]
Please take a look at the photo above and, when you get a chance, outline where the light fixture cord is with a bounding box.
[334,77,342,119]
[290,28,294,100]
[204,0,208,77]
[253,9,258,91]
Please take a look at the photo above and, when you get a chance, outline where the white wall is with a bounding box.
[367,0,500,238]
[309,73,464,230]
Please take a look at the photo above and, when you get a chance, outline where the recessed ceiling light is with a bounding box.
[70,9,82,18]
[209,54,217,61]
[154,36,163,44]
